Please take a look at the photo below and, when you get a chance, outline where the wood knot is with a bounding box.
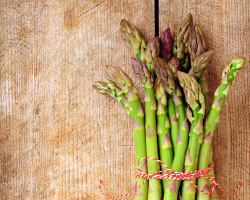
[35,107,40,115]
[64,8,78,29]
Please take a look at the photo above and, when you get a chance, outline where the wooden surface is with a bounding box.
[159,1,250,200]
[0,0,154,199]
[0,0,249,199]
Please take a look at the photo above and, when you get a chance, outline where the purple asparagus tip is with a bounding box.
[160,28,173,60]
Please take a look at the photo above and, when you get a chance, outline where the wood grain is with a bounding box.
[1,0,250,200]
[159,0,250,199]
[0,0,154,199]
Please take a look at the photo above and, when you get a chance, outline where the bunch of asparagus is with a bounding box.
[93,13,245,200]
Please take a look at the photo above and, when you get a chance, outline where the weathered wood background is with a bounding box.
[0,0,249,199]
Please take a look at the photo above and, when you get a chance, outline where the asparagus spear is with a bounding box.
[168,96,179,153]
[173,13,193,72]
[190,50,214,115]
[196,57,245,200]
[199,71,209,110]
[120,19,147,62]
[177,72,205,200]
[208,148,218,200]
[93,79,129,111]
[187,51,214,200]
[99,66,148,200]
[160,29,176,152]
[187,34,215,200]
[167,56,181,153]
[179,193,183,200]
[131,58,162,200]
[160,28,174,61]
[187,25,211,109]
[187,25,206,69]
[155,77,174,190]
[154,57,189,200]
[189,50,214,81]
[145,37,160,78]
[168,56,181,76]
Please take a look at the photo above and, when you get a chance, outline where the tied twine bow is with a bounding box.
[99,157,242,199]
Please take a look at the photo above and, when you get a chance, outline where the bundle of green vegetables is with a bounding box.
[93,13,245,200]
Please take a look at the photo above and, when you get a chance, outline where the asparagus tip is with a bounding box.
[120,19,128,28]
[232,57,245,69]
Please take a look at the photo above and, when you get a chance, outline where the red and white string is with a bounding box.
[99,157,242,199]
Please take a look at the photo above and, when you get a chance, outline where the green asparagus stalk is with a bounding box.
[208,148,218,200]
[154,57,189,200]
[196,57,245,200]
[173,13,193,72]
[188,46,217,199]
[155,77,174,190]
[168,96,179,153]
[145,37,160,78]
[188,43,215,200]
[120,19,147,62]
[179,192,183,200]
[199,71,209,110]
[188,51,214,200]
[167,56,180,153]
[131,58,162,200]
[101,66,148,200]
[177,72,205,200]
